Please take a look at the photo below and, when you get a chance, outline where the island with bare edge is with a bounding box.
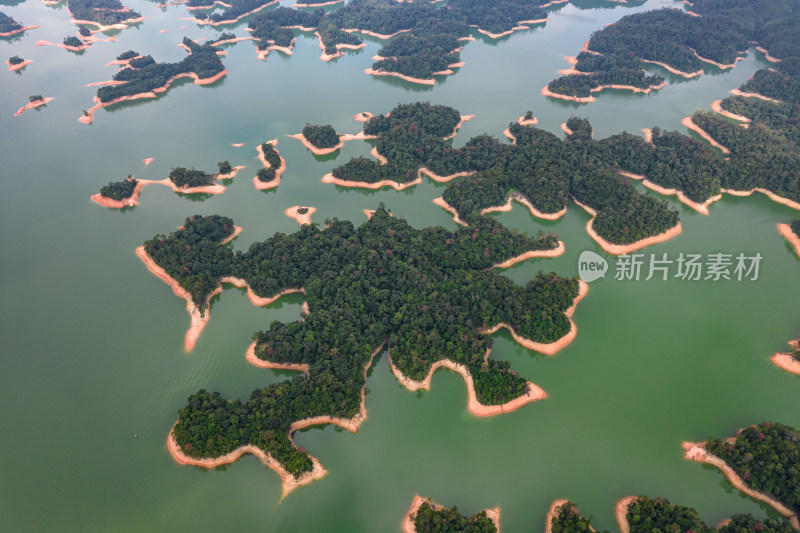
[144,208,586,495]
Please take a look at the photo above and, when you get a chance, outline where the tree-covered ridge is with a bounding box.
[256,141,281,183]
[413,500,497,533]
[67,0,141,25]
[739,58,800,104]
[549,500,609,533]
[625,496,714,533]
[302,124,339,149]
[96,38,225,103]
[191,0,276,24]
[160,209,578,477]
[0,11,22,33]
[546,1,800,99]
[706,422,800,514]
[168,168,214,188]
[116,49,138,61]
[99,176,137,200]
[719,514,797,533]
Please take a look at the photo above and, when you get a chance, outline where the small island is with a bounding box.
[148,209,585,493]
[7,55,32,72]
[254,140,285,190]
[91,161,242,208]
[284,206,316,225]
[14,95,54,116]
[81,38,227,124]
[403,495,499,533]
[290,124,344,155]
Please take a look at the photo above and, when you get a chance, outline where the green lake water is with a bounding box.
[1,0,799,531]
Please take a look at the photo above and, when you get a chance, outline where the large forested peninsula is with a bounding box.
[151,209,581,485]
[67,0,142,28]
[546,0,800,99]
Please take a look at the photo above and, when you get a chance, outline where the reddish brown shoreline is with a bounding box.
[7,59,33,72]
[481,192,567,221]
[681,116,731,154]
[13,97,54,116]
[433,197,467,226]
[0,24,39,37]
[254,139,286,190]
[618,170,721,215]
[284,205,316,225]
[778,223,800,261]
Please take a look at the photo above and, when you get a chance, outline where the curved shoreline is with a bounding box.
[246,341,310,373]
[472,18,547,39]
[618,170,721,215]
[432,197,467,226]
[481,192,567,221]
[545,499,569,533]
[720,188,800,211]
[615,496,637,533]
[418,168,474,183]
[187,0,278,26]
[687,47,743,69]
[402,495,501,533]
[479,280,588,356]
[353,111,373,122]
[7,59,33,72]
[771,351,800,376]
[254,139,286,190]
[220,277,304,307]
[755,45,781,63]
[322,172,422,191]
[294,0,342,6]
[0,24,39,37]
[80,69,227,124]
[444,114,473,141]
[729,87,783,104]
[572,196,683,254]
[541,85,594,103]
[284,205,316,225]
[710,99,751,123]
[14,97,54,116]
[640,58,703,78]
[488,241,566,269]
[364,68,435,86]
[91,179,145,208]
[683,442,800,528]
[341,27,410,40]
[543,81,667,103]
[681,116,731,154]
[778,224,800,260]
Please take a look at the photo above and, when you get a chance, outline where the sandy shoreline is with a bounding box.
[755,45,781,63]
[254,139,287,190]
[771,349,800,376]
[481,192,567,221]
[443,114,473,140]
[322,172,422,191]
[13,97,54,116]
[710,99,751,123]
[342,27,410,40]
[615,496,637,533]
[7,59,33,72]
[572,196,683,254]
[720,188,800,211]
[284,205,316,225]
[640,59,703,78]
[618,170,721,215]
[681,116,731,154]
[315,31,366,61]
[245,341,310,373]
[80,69,227,124]
[472,18,547,39]
[288,132,344,155]
[778,224,800,260]
[403,495,500,533]
[353,111,373,122]
[91,179,145,208]
[294,0,342,5]
[0,24,39,37]
[541,85,594,103]
[418,168,474,183]
[188,0,278,26]
[688,47,743,69]
[545,499,596,533]
[433,197,468,226]
[488,242,566,269]
[683,442,800,528]
[729,87,783,104]
[364,68,436,85]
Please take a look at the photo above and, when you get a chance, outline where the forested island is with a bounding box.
[66,0,143,30]
[546,0,799,100]
[301,124,339,149]
[404,495,499,533]
[254,140,285,189]
[147,209,584,490]
[0,11,37,37]
[188,0,279,26]
[7,55,32,72]
[547,499,608,533]
[81,38,226,123]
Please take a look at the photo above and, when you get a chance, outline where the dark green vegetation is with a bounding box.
[99,176,137,200]
[792,219,800,239]
[301,124,340,149]
[128,55,156,69]
[217,160,232,174]
[739,58,800,105]
[96,38,224,103]
[116,49,138,61]
[191,0,275,24]
[413,500,497,533]
[8,55,24,65]
[327,102,679,246]
[256,141,281,183]
[63,36,83,48]
[706,422,800,514]
[28,94,44,102]
[719,514,796,533]
[547,0,800,98]
[67,0,141,25]
[168,167,215,188]
[0,11,22,33]
[296,207,309,215]
[549,500,608,533]
[625,496,713,533]
[157,209,577,476]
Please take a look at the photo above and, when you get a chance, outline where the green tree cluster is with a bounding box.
[67,0,141,25]
[302,124,340,149]
[413,500,497,533]
[99,176,137,200]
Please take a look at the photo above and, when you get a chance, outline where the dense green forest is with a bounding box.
[705,422,800,514]
[160,209,578,476]
[96,38,224,103]
[546,1,799,98]
[167,162,229,188]
[67,0,141,25]
[719,514,797,533]
[99,176,137,200]
[739,58,800,104]
[412,500,497,533]
[255,141,281,183]
[0,11,22,33]
[549,500,608,533]
[301,124,340,149]
[115,50,139,61]
[625,496,713,533]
